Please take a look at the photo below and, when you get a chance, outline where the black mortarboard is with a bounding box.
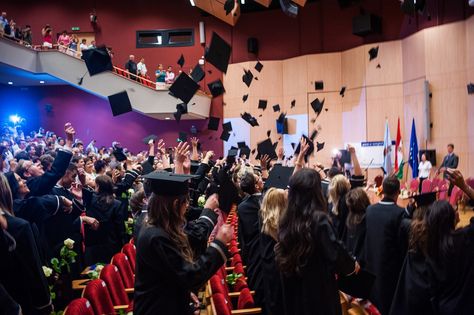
[258,100,268,110]
[143,134,158,144]
[169,73,199,104]
[273,104,281,112]
[177,103,188,114]
[239,146,251,158]
[108,91,132,117]
[228,148,238,157]
[178,132,187,142]
[340,86,346,97]
[205,32,232,73]
[276,113,288,134]
[237,142,246,148]
[310,98,325,117]
[190,161,200,174]
[291,99,296,108]
[316,142,325,152]
[376,63,381,69]
[81,47,113,76]
[191,64,205,83]
[242,70,254,87]
[468,83,474,95]
[310,129,318,141]
[220,130,231,141]
[267,130,271,137]
[208,79,226,97]
[144,172,197,196]
[113,148,127,162]
[294,135,314,162]
[315,81,324,90]
[224,0,235,15]
[257,138,278,160]
[340,149,351,164]
[208,116,220,131]
[222,121,232,132]
[338,269,376,300]
[412,192,438,207]
[241,112,259,127]
[242,94,249,102]
[369,46,379,61]
[255,61,263,73]
[265,165,295,189]
[177,54,185,68]
[174,110,182,122]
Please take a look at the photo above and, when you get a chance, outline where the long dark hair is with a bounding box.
[146,193,193,262]
[0,173,13,215]
[345,188,370,228]
[275,168,327,276]
[95,175,115,209]
[425,201,456,263]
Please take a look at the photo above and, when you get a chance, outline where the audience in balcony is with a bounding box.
[79,38,88,51]
[137,57,148,77]
[0,11,7,28]
[155,64,166,87]
[41,24,53,48]
[87,40,96,49]
[57,30,71,51]
[125,54,138,80]
[165,66,175,84]
[21,25,32,45]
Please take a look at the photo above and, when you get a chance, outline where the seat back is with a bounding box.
[121,243,136,271]
[438,184,449,200]
[237,287,255,309]
[99,264,129,306]
[449,186,463,207]
[409,178,419,192]
[64,298,94,315]
[212,293,232,315]
[466,177,474,189]
[421,179,432,193]
[82,279,115,315]
[111,253,134,289]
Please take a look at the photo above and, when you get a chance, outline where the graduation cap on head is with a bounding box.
[241,112,259,127]
[369,46,379,61]
[177,54,185,68]
[255,61,263,73]
[191,64,205,83]
[220,130,231,141]
[113,148,127,162]
[205,32,232,73]
[294,135,314,162]
[316,142,325,152]
[222,121,232,132]
[257,138,278,160]
[242,70,254,88]
[81,47,113,76]
[208,116,220,131]
[258,100,268,110]
[340,86,346,97]
[468,83,474,95]
[310,98,325,117]
[273,104,280,112]
[108,91,132,117]
[224,0,235,15]
[178,132,187,142]
[144,172,197,196]
[412,192,438,207]
[208,79,226,97]
[143,134,158,144]
[169,73,199,104]
[265,165,294,189]
[291,99,296,108]
[314,81,324,90]
[242,94,249,102]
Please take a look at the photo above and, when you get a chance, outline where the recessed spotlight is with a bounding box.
[189,0,195,6]
[165,117,171,120]
[8,81,13,85]
[39,81,45,84]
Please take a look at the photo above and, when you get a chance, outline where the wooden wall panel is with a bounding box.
[341,87,367,143]
[365,41,403,86]
[341,46,366,89]
[223,61,251,99]
[248,60,283,98]
[402,31,426,82]
[466,16,474,175]
[306,53,342,93]
[282,56,308,97]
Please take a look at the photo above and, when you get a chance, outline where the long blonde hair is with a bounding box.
[261,188,287,240]
[328,174,350,215]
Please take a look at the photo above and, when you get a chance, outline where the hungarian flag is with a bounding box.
[394,118,402,172]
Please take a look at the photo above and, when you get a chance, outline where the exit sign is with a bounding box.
[71,26,80,31]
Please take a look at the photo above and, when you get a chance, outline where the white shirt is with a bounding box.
[165,71,175,83]
[418,160,432,178]
[80,43,88,51]
[137,62,147,76]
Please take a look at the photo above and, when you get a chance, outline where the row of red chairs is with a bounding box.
[408,177,467,206]
[113,68,156,89]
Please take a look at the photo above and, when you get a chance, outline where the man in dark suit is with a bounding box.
[440,143,459,195]
[364,175,410,315]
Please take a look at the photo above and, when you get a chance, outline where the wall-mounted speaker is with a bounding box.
[352,13,382,37]
[279,0,298,18]
[247,37,258,54]
[199,21,205,45]
[419,149,437,166]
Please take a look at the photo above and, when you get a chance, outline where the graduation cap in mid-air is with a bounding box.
[169,73,199,104]
[264,164,295,189]
[294,135,314,162]
[257,138,278,161]
[173,103,188,122]
[241,112,259,127]
[467,83,474,95]
[178,132,187,142]
[273,104,281,112]
[224,0,235,15]
[369,46,379,61]
[242,69,254,87]
[191,64,205,83]
[205,32,232,73]
[208,116,220,131]
[242,94,249,102]
[255,61,263,73]
[222,121,233,132]
[314,81,324,90]
[258,100,268,110]
[316,142,325,152]
[340,86,346,97]
[291,99,296,108]
[108,91,132,117]
[208,79,226,97]
[177,54,185,68]
[220,130,231,142]
[81,46,113,76]
[143,134,158,144]
[310,98,325,117]
[276,113,288,134]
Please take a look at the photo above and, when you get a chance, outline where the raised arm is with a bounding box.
[191,137,200,161]
[348,144,362,177]
[293,137,310,175]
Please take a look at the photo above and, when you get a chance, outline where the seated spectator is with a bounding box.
[155,64,166,88]
[41,24,53,48]
[137,58,148,77]
[165,66,175,84]
[79,38,88,51]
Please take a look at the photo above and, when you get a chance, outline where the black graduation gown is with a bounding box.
[430,218,474,315]
[134,225,228,315]
[280,212,355,315]
[84,194,124,265]
[260,232,283,315]
[0,214,52,315]
[342,216,366,263]
[237,194,264,302]
[184,208,218,257]
[329,194,349,240]
[0,283,21,315]
[389,250,435,315]
[364,200,408,315]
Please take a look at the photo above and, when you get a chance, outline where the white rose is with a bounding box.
[95,264,104,273]
[127,218,134,224]
[64,238,75,249]
[42,266,53,277]
[128,188,135,194]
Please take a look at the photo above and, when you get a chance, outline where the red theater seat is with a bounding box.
[64,298,94,315]
[111,253,134,289]
[121,243,136,271]
[82,279,115,315]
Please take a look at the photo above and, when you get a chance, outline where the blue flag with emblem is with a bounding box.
[408,118,419,178]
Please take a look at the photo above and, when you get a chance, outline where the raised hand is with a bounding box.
[204,193,219,210]
[191,137,199,148]
[216,224,233,244]
[260,154,271,170]
[64,122,75,148]
[277,147,284,160]
[82,216,100,230]
[174,141,190,164]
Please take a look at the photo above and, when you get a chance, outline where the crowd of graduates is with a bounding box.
[1,121,474,315]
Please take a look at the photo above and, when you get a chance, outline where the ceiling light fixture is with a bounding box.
[39,80,45,84]
[8,81,13,85]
